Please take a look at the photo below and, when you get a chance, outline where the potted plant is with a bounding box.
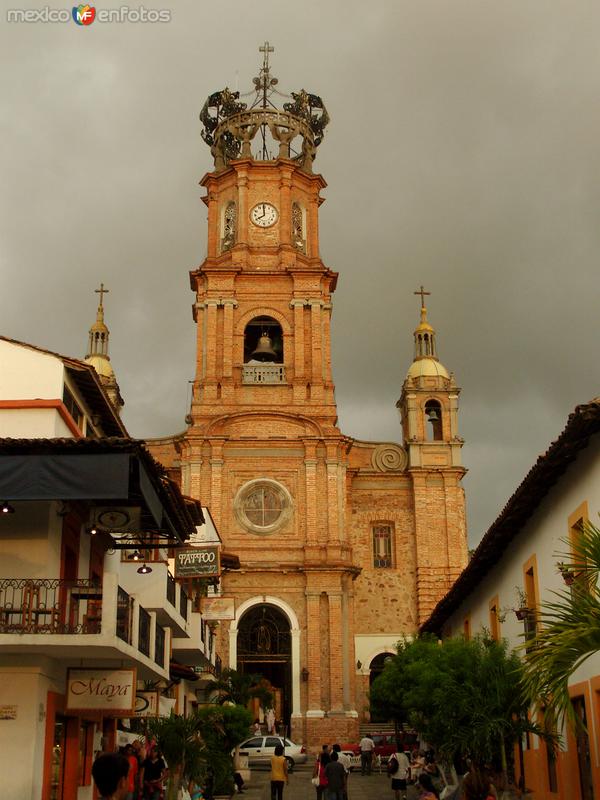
[514,587,530,620]
[557,561,576,585]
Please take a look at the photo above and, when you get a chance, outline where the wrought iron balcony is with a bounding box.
[180,584,189,621]
[0,578,102,635]
[242,364,286,384]
[166,569,176,607]
[138,606,151,657]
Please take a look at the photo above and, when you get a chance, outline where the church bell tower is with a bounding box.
[154,45,468,748]
[189,43,336,429]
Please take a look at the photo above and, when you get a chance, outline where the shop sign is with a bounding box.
[200,596,235,620]
[66,668,136,714]
[133,690,160,718]
[174,546,220,578]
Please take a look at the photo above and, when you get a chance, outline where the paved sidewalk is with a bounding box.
[237,766,421,800]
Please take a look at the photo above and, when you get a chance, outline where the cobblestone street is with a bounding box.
[237,766,422,800]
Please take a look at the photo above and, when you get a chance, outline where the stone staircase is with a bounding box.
[358,722,396,736]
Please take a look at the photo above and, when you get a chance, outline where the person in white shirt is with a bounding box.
[359,734,375,775]
[387,747,411,800]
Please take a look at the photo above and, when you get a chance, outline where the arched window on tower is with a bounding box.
[242,316,285,384]
[424,400,443,441]
[221,201,236,252]
[292,202,306,253]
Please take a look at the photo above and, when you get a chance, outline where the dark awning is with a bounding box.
[0,437,204,545]
[0,453,130,500]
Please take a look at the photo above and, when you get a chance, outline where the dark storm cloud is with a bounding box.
[1,1,598,545]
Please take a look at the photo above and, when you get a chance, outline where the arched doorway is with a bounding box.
[237,604,292,732]
[369,652,395,723]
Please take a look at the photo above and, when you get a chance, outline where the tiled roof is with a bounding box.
[0,335,127,437]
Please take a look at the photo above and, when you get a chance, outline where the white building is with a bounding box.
[422,397,600,800]
[0,334,224,800]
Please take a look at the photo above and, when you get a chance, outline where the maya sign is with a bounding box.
[175,546,220,578]
[66,668,136,714]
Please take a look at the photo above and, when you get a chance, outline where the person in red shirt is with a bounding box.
[124,744,139,800]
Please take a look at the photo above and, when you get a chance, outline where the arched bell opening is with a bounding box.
[237,603,292,734]
[368,652,396,723]
[244,316,283,364]
[424,399,443,441]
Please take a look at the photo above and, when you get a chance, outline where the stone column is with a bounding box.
[326,442,340,543]
[305,592,323,715]
[229,623,237,670]
[304,442,318,545]
[222,300,237,378]
[209,440,225,531]
[310,301,323,382]
[194,302,207,384]
[205,178,219,257]
[291,628,301,717]
[205,301,219,379]
[328,592,344,712]
[290,300,305,378]
[237,170,249,246]
[279,171,292,247]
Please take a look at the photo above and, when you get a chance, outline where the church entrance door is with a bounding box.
[368,652,395,723]
[237,604,292,734]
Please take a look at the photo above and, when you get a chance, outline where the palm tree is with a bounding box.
[146,712,205,800]
[520,520,600,729]
[210,667,273,710]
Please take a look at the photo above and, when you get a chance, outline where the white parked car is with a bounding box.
[236,735,308,771]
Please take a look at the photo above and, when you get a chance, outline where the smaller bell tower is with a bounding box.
[84,283,124,415]
[398,286,463,470]
[397,287,467,622]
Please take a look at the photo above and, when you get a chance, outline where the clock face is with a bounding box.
[250,202,278,228]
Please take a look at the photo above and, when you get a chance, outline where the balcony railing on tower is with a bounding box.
[242,364,286,384]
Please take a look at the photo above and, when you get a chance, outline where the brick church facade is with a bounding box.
[147,48,468,746]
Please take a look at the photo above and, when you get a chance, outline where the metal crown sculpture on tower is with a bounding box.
[200,41,329,173]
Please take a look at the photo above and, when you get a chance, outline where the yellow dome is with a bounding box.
[85,354,114,379]
[407,357,449,380]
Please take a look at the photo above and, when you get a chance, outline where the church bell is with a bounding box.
[251,333,278,362]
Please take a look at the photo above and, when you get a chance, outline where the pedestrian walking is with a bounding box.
[387,746,411,800]
[312,749,330,800]
[417,773,440,799]
[123,744,139,800]
[91,752,130,800]
[324,751,346,800]
[270,743,288,800]
[140,746,167,800]
[359,733,375,775]
[332,745,350,800]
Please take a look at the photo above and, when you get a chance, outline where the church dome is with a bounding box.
[406,357,449,380]
[85,353,115,380]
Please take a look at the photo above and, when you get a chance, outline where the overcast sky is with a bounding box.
[1,1,598,546]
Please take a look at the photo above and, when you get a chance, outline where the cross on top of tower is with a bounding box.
[414,285,430,309]
[95,282,109,309]
[259,41,274,71]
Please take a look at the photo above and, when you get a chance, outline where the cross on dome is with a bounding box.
[414,285,430,309]
[95,282,109,309]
